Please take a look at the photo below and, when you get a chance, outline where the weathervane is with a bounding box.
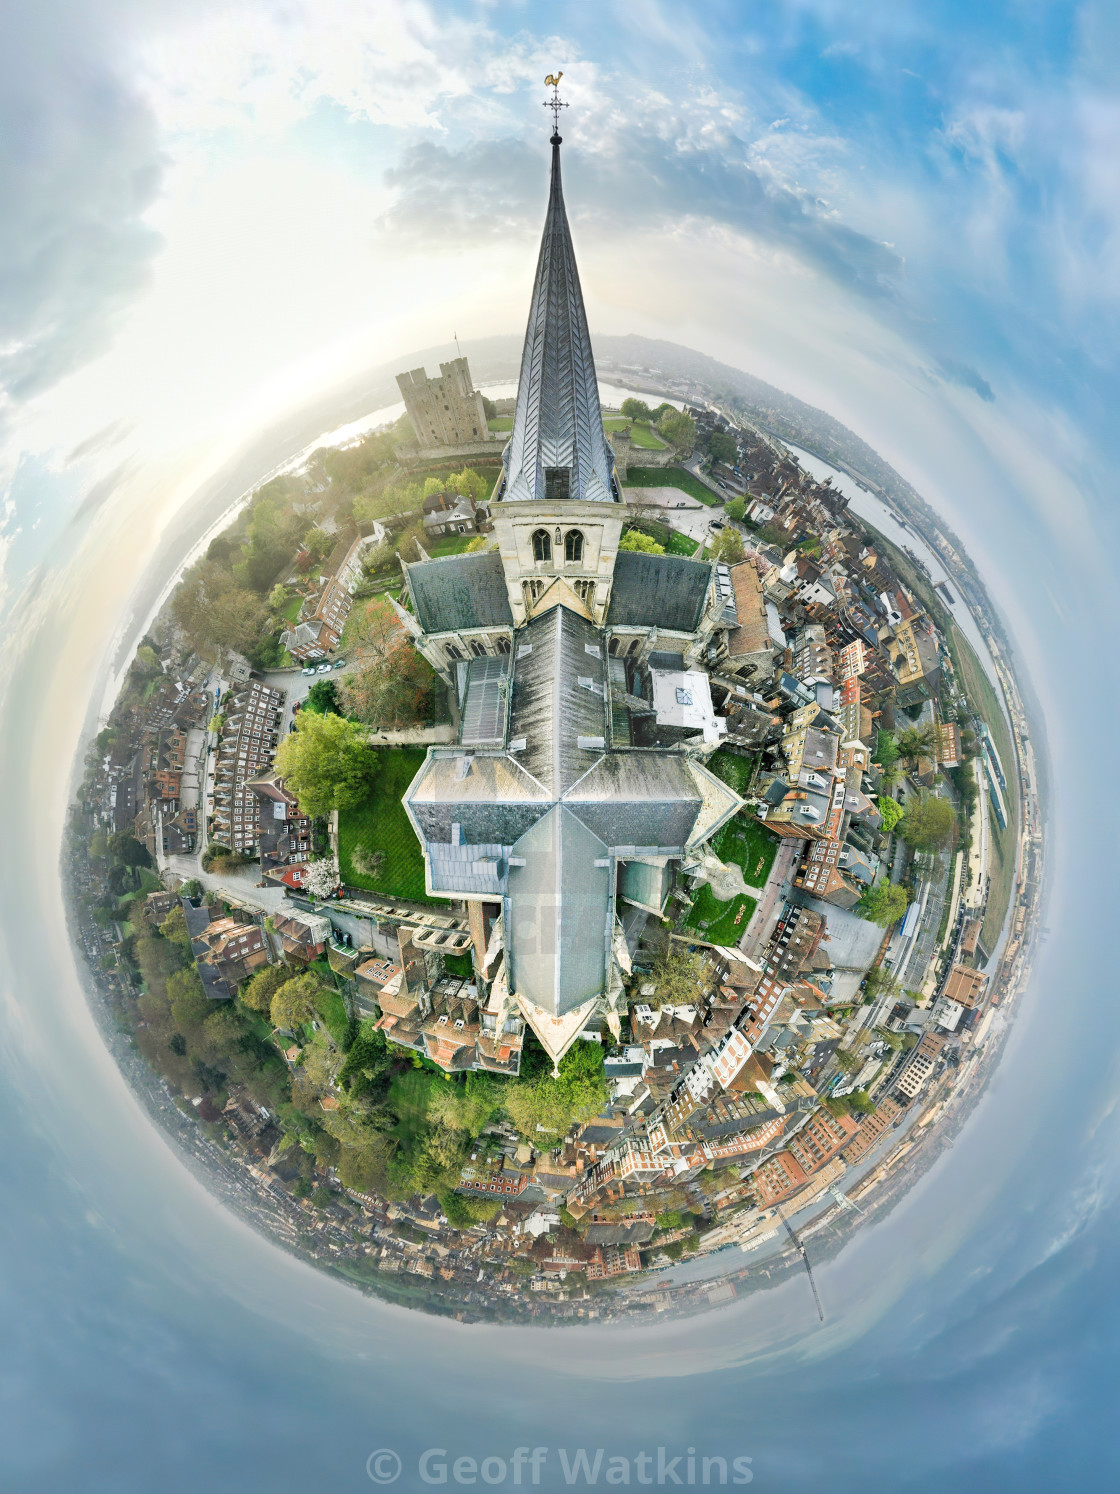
[543,72,568,140]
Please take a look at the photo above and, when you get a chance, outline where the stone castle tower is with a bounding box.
[396,357,490,448]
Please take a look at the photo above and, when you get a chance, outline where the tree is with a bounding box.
[758,521,790,549]
[704,430,737,466]
[303,678,340,716]
[173,557,269,657]
[446,467,489,503]
[303,855,340,900]
[710,527,745,564]
[270,973,324,1031]
[134,644,161,675]
[338,635,436,730]
[876,796,904,833]
[273,710,377,818]
[504,1042,608,1146]
[896,724,938,767]
[267,582,290,613]
[620,397,652,421]
[873,731,900,770]
[159,906,192,951]
[109,833,152,869]
[857,881,911,927]
[241,964,293,1015]
[899,794,957,851]
[167,966,213,1035]
[648,944,707,1008]
[658,408,696,454]
[619,528,665,555]
[725,497,746,522]
[344,595,401,660]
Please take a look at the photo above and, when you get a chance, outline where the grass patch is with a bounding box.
[711,816,778,888]
[442,952,474,979]
[337,748,445,904]
[604,417,667,450]
[664,530,699,556]
[683,884,757,945]
[280,594,302,623]
[487,416,513,432]
[623,465,720,506]
[624,518,699,558]
[316,983,351,1046]
[947,622,1018,949]
[387,1069,439,1149]
[426,533,476,559]
[706,749,757,797]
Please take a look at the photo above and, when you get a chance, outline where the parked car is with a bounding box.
[332,658,346,669]
[316,662,332,673]
[301,666,317,676]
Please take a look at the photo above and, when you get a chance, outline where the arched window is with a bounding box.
[496,636,511,655]
[445,642,463,661]
[532,529,551,563]
[469,639,486,657]
[565,529,584,563]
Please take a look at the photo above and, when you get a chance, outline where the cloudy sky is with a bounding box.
[3,0,1118,615]
[4,4,1120,1488]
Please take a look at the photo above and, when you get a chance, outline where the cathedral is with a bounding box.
[391,123,746,1071]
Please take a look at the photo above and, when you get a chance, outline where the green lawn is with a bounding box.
[426,533,476,558]
[683,884,757,945]
[487,416,513,432]
[280,593,302,623]
[306,963,351,1045]
[603,416,667,450]
[665,530,699,556]
[387,1069,439,1149]
[623,466,720,506]
[337,749,445,904]
[623,520,698,557]
[706,749,757,797]
[711,816,778,888]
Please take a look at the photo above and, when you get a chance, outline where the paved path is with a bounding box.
[739,839,801,959]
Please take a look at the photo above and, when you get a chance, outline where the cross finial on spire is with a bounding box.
[543,72,568,142]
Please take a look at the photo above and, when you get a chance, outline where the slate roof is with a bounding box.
[405,552,513,635]
[506,805,612,1017]
[509,604,608,797]
[607,551,713,633]
[502,137,616,506]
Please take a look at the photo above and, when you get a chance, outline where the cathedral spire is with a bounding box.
[501,80,617,506]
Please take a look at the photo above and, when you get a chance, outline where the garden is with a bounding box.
[336,748,444,904]
[682,884,757,946]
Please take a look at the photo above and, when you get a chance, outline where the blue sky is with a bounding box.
[3,0,1118,561]
[3,5,1120,1489]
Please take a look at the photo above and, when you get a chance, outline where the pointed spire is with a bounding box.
[502,117,617,505]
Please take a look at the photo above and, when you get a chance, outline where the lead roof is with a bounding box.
[501,138,617,506]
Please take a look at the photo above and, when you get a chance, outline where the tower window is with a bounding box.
[544,467,570,501]
[565,529,584,563]
[532,529,552,563]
